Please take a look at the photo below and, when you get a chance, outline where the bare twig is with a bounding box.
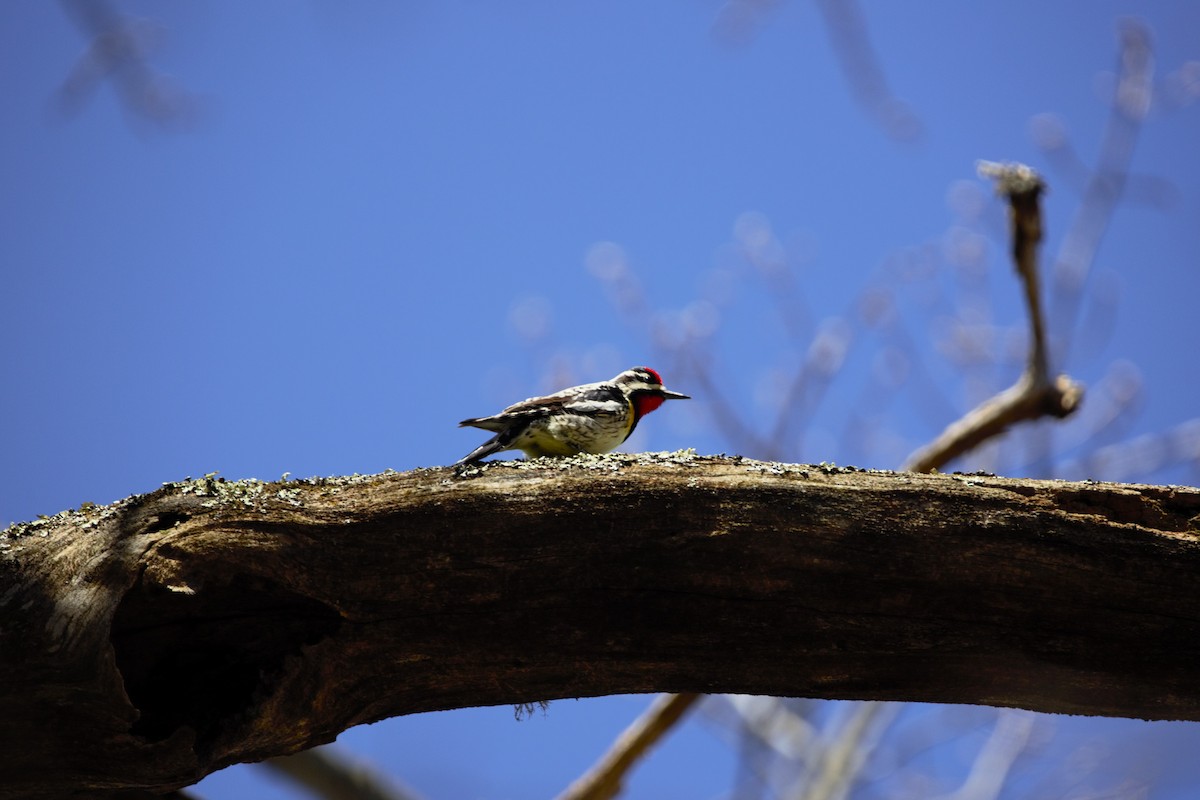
[813,0,923,141]
[55,0,202,131]
[902,163,1084,473]
[682,356,778,457]
[927,710,1035,800]
[1048,20,1154,367]
[262,746,425,800]
[768,318,852,460]
[714,697,899,800]
[555,693,701,800]
[724,695,820,764]
[799,702,898,800]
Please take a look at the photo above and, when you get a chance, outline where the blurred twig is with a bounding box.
[682,355,778,456]
[711,697,900,800]
[903,163,1084,473]
[55,0,201,131]
[555,693,701,800]
[927,710,1035,800]
[798,702,897,800]
[813,0,923,142]
[1047,20,1155,367]
[714,0,923,143]
[262,745,426,800]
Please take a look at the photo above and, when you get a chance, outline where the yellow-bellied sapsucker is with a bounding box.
[455,367,689,466]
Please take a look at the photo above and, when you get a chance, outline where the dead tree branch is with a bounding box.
[903,163,1084,472]
[3,454,1200,798]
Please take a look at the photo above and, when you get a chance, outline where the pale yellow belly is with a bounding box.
[516,413,633,457]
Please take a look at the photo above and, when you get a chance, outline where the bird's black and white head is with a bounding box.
[612,367,690,419]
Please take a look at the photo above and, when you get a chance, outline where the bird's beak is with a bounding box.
[660,389,690,400]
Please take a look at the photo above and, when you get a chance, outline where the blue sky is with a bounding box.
[3,2,1199,798]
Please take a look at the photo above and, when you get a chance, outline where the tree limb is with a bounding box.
[903,162,1084,472]
[3,454,1200,798]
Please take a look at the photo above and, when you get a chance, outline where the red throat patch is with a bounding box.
[633,394,666,418]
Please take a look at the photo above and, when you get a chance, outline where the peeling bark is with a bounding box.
[3,453,1200,798]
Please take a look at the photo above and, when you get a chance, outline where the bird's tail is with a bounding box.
[453,435,508,467]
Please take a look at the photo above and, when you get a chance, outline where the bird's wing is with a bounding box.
[458,381,622,430]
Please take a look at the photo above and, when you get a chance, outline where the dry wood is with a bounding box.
[3,453,1199,798]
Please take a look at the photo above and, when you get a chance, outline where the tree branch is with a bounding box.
[903,163,1084,472]
[4,454,1200,798]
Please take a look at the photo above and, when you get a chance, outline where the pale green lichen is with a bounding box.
[177,475,267,508]
[2,470,418,541]
[2,493,136,541]
[455,449,703,477]
[275,487,304,507]
[743,460,808,476]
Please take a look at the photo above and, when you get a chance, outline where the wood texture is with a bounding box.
[3,453,1200,797]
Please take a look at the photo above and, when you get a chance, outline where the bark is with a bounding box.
[3,453,1199,798]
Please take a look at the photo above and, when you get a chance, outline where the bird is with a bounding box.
[455,367,689,466]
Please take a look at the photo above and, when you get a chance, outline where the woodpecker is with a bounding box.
[455,367,689,466]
